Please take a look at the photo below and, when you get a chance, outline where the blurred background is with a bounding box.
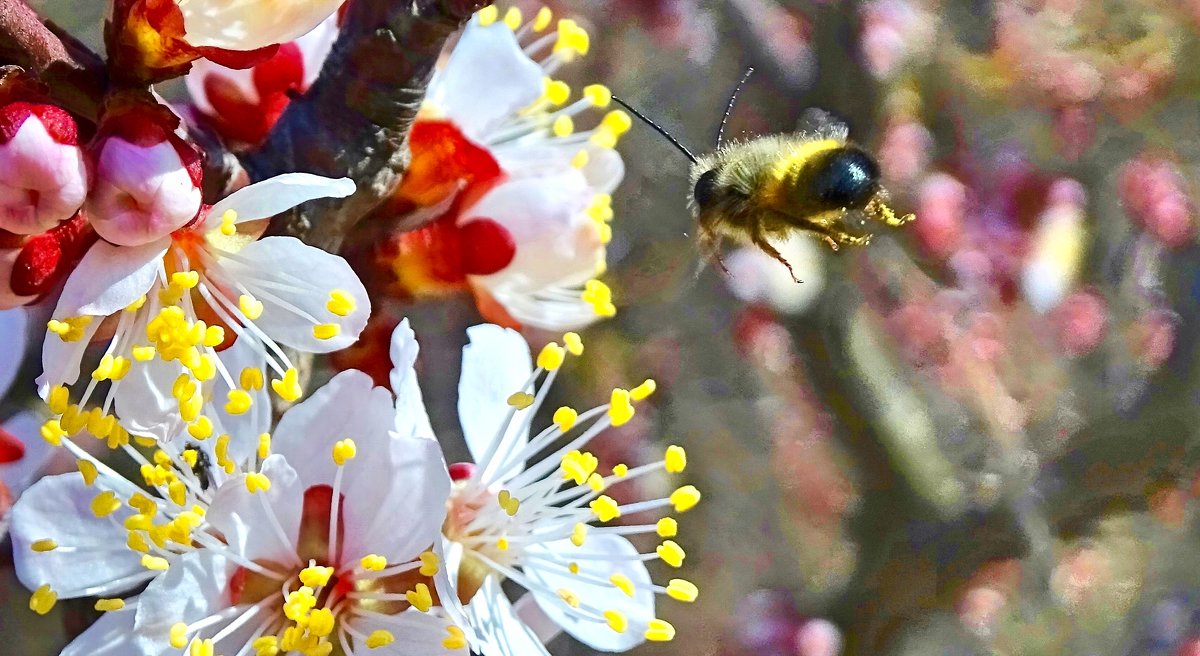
[12,0,1200,654]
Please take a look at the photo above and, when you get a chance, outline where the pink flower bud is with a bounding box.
[914,173,967,258]
[85,105,203,247]
[0,102,88,235]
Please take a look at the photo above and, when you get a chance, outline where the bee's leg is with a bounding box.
[748,223,800,283]
[696,221,731,275]
[866,197,914,227]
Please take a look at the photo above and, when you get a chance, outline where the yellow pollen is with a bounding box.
[132,345,155,361]
[308,607,335,636]
[360,554,387,571]
[497,489,520,516]
[239,294,264,320]
[171,271,200,289]
[557,588,581,608]
[78,459,99,486]
[569,562,580,574]
[47,385,69,414]
[612,463,629,477]
[215,434,234,473]
[91,490,122,517]
[590,495,621,522]
[657,517,678,537]
[571,522,588,547]
[190,638,214,656]
[47,315,91,342]
[544,78,571,106]
[170,623,189,649]
[40,419,65,446]
[225,389,253,415]
[141,554,170,571]
[667,578,699,602]
[657,540,685,567]
[241,367,265,391]
[60,405,86,436]
[442,626,467,650]
[610,573,635,597]
[220,209,237,236]
[257,433,272,459]
[246,472,271,493]
[326,290,356,317]
[631,379,657,401]
[604,609,628,633]
[419,550,439,576]
[271,368,302,402]
[31,539,57,552]
[188,416,214,440]
[125,295,147,313]
[313,323,341,340]
[127,531,150,553]
[476,4,498,26]
[365,630,395,649]
[587,472,606,492]
[91,354,115,381]
[602,110,633,136]
[300,565,335,587]
[664,445,686,472]
[553,18,590,58]
[537,342,566,370]
[590,128,618,150]
[561,449,598,484]
[582,279,616,317]
[203,325,225,347]
[168,480,187,505]
[553,406,578,432]
[533,6,553,31]
[497,537,510,551]
[563,331,584,355]
[506,391,535,409]
[29,585,57,615]
[645,618,676,642]
[95,598,125,612]
[583,84,612,108]
[571,149,589,169]
[552,114,574,138]
[608,388,634,426]
[406,583,433,612]
[153,449,173,467]
[670,485,701,512]
[503,6,522,30]
[332,438,357,466]
[182,449,199,468]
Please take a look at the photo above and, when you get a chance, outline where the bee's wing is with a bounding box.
[796,108,849,141]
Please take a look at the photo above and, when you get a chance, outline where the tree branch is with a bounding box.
[0,0,107,121]
[245,0,492,254]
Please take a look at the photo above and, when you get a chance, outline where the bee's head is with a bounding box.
[810,146,881,209]
[692,169,720,210]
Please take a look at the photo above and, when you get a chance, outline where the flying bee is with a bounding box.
[614,69,913,282]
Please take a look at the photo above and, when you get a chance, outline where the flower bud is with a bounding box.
[85,101,202,247]
[0,213,96,309]
[0,102,88,236]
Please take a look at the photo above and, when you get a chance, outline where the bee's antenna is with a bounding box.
[610,95,698,164]
[716,67,754,149]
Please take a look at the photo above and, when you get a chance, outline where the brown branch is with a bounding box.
[245,0,492,254]
[0,0,107,121]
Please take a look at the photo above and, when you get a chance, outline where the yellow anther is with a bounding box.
[405,583,433,612]
[666,578,699,602]
[48,315,92,341]
[570,522,588,547]
[610,573,635,597]
[257,433,271,459]
[631,379,657,401]
[308,607,335,636]
[271,368,302,402]
[538,342,566,370]
[553,406,578,432]
[476,4,498,25]
[497,537,510,551]
[46,319,68,336]
[562,331,584,355]
[561,449,598,484]
[246,472,271,493]
[554,18,590,58]
[190,638,214,656]
[29,585,57,615]
[587,472,606,492]
[188,416,213,440]
[127,531,150,553]
[602,110,634,136]
[179,390,203,423]
[583,84,612,108]
[47,384,69,414]
[497,489,520,516]
[60,404,86,436]
[171,271,199,289]
[111,355,132,380]
[220,209,238,236]
[419,550,439,576]
[657,540,685,567]
[604,609,628,633]
[543,78,571,106]
[569,562,580,574]
[503,6,522,29]
[506,391,535,408]
[608,388,634,426]
[612,463,629,477]
[168,480,187,506]
[85,408,112,439]
[153,449,173,467]
[365,630,395,649]
[225,389,253,415]
[597,222,613,244]
[141,554,170,571]
[77,459,99,486]
[590,495,621,522]
[129,492,158,514]
[645,618,676,642]
[664,445,687,472]
[557,588,581,608]
[202,325,225,348]
[124,513,153,531]
[571,149,590,169]
[239,294,264,320]
[656,517,678,537]
[95,598,125,612]
[31,539,57,552]
[235,368,264,393]
[157,284,184,306]
[215,434,233,473]
[170,623,189,649]
[590,128,618,150]
[670,485,701,512]
[40,419,65,446]
[332,438,357,466]
[91,490,122,517]
[312,323,341,340]
[182,449,198,468]
[326,290,356,317]
[190,353,216,382]
[360,554,387,571]
[442,626,467,650]
[299,565,335,587]
[132,345,155,361]
[125,295,147,313]
[552,115,575,138]
[582,279,616,317]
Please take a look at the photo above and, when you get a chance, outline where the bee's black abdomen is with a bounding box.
[692,169,720,209]
[809,147,880,209]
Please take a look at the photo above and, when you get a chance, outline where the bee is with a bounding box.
[614,69,913,282]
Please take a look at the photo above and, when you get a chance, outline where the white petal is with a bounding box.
[207,454,302,564]
[344,609,468,656]
[55,240,166,317]
[430,22,543,139]
[272,370,450,563]
[180,0,346,51]
[296,14,339,86]
[185,58,259,117]
[208,336,272,465]
[484,286,598,332]
[133,551,238,655]
[0,410,56,495]
[0,308,28,400]
[206,173,355,229]
[214,236,369,353]
[458,324,531,477]
[580,147,625,195]
[389,318,433,439]
[114,355,186,442]
[61,602,141,656]
[525,535,655,652]
[468,578,551,656]
[10,474,148,597]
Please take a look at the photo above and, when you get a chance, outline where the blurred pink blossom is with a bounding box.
[1053,290,1108,356]
[1119,154,1195,247]
[915,173,968,258]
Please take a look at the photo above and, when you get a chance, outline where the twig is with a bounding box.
[0,0,107,120]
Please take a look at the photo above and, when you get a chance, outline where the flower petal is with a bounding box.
[389,319,432,439]
[10,473,148,598]
[467,577,551,656]
[206,173,355,229]
[114,355,186,442]
[344,609,469,656]
[133,550,239,655]
[55,239,166,317]
[36,317,99,397]
[429,22,543,140]
[525,535,655,652]
[0,308,28,400]
[207,454,301,564]
[61,601,140,656]
[458,323,531,475]
[213,236,369,353]
[0,410,57,495]
[180,0,346,51]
